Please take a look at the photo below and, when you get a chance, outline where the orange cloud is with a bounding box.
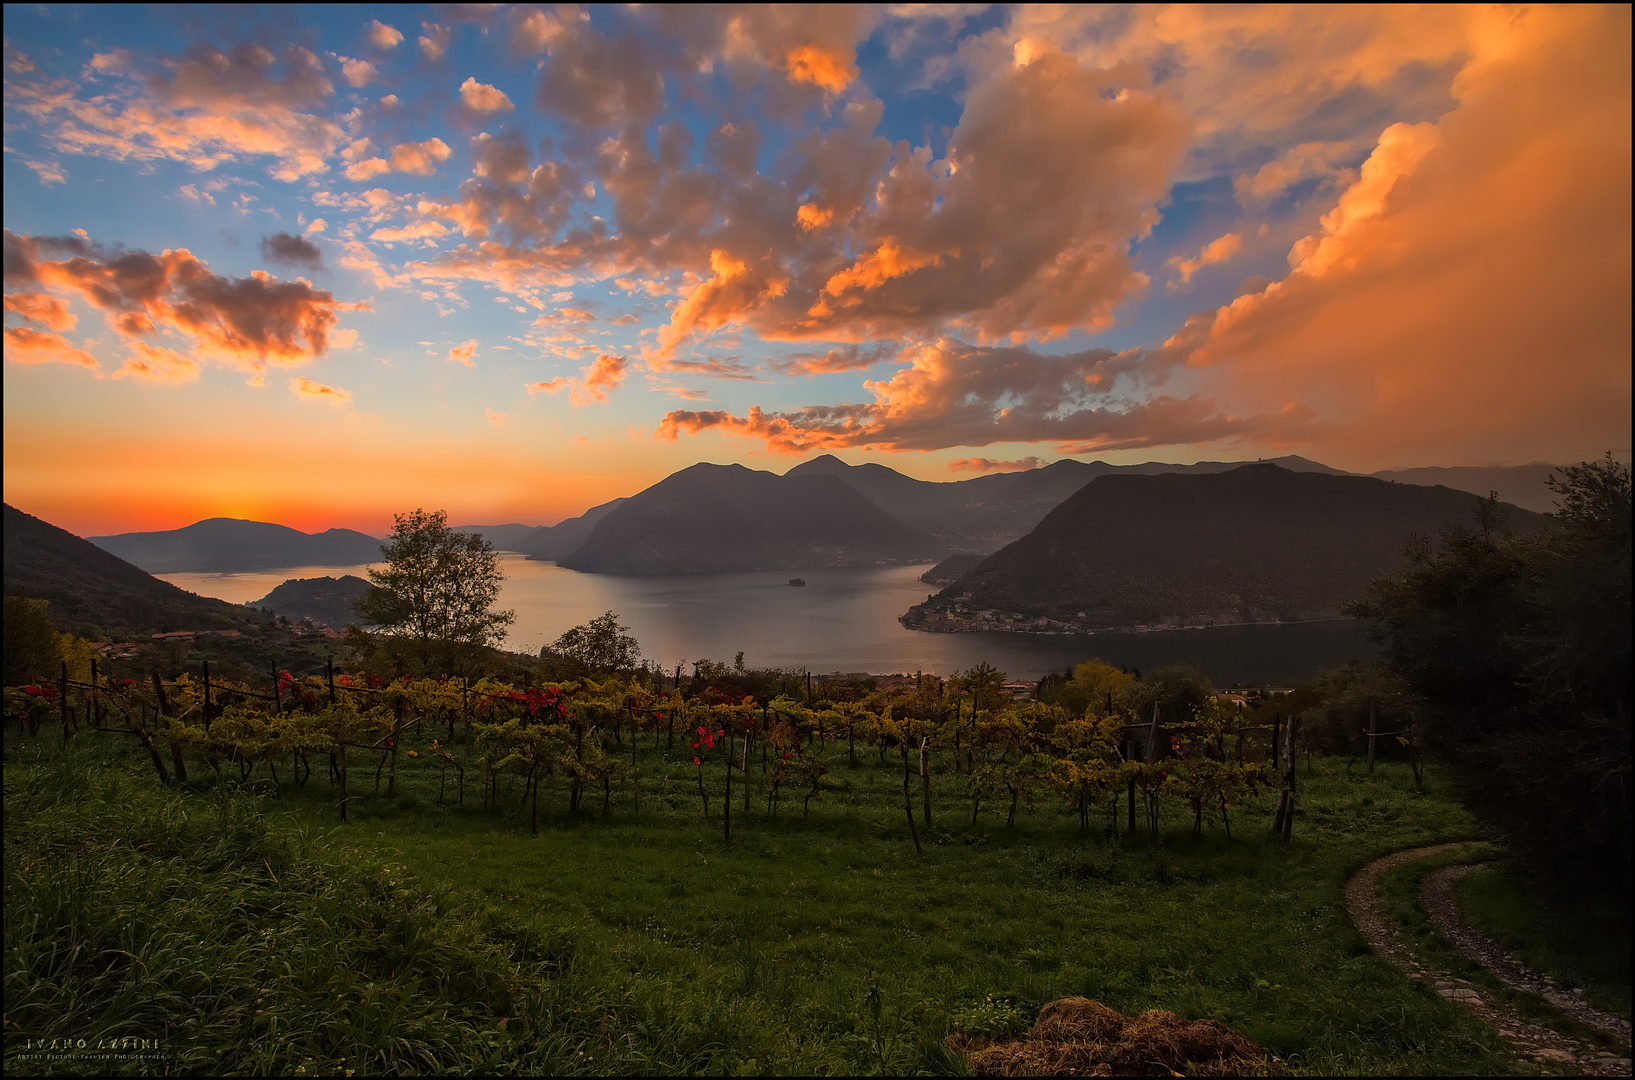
[1172,5,1631,469]
[656,250,787,358]
[783,44,856,93]
[773,342,896,376]
[484,407,506,425]
[572,352,629,406]
[420,23,451,63]
[526,377,567,395]
[4,292,77,331]
[949,457,1048,474]
[1166,233,1242,289]
[367,20,404,50]
[459,77,514,113]
[5,231,358,371]
[796,204,835,231]
[113,340,203,383]
[655,337,1320,454]
[339,57,378,88]
[290,376,350,403]
[818,241,946,302]
[446,339,478,365]
[8,42,345,181]
[3,326,98,370]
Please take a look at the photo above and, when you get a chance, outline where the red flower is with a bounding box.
[693,756,701,765]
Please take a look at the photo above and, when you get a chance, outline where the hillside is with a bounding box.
[518,498,629,561]
[3,503,256,636]
[557,464,940,573]
[788,453,1349,553]
[89,518,382,573]
[246,575,378,628]
[901,464,1548,633]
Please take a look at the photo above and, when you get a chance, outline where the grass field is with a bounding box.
[1,727,1573,1075]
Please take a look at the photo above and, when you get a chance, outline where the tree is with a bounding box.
[356,509,514,675]
[549,611,641,674]
[1041,658,1136,718]
[3,595,60,686]
[1350,456,1631,895]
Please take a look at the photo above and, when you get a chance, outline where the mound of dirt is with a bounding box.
[957,997,1282,1077]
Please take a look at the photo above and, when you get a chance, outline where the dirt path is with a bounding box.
[1343,843,1632,1076]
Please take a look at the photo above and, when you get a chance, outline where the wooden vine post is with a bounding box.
[201,660,212,733]
[1273,716,1299,840]
[723,726,734,843]
[386,696,404,796]
[920,737,932,826]
[89,658,98,729]
[1125,735,1137,833]
[137,670,174,785]
[59,661,69,741]
[901,738,923,854]
[1366,696,1377,775]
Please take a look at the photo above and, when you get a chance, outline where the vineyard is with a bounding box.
[8,661,1303,847]
[8,655,1553,1076]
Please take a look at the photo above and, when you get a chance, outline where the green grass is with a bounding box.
[1456,865,1632,1021]
[3,727,1558,1075]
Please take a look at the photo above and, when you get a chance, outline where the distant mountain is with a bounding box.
[789,453,1350,553]
[4,503,254,636]
[89,519,382,574]
[246,575,378,628]
[1369,464,1563,514]
[557,464,940,573]
[452,523,544,552]
[901,464,1548,633]
[518,498,628,561]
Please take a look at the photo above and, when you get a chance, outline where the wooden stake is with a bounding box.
[1367,697,1377,775]
[901,740,923,854]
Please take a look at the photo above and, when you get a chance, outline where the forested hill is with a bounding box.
[787,452,1347,554]
[246,575,378,628]
[3,503,255,636]
[89,518,382,573]
[901,464,1549,632]
[557,463,942,573]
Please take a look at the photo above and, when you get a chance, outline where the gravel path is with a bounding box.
[1344,843,1632,1076]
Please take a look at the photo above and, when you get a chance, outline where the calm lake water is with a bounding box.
[159,556,1378,684]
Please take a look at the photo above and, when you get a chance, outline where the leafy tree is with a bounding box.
[1041,658,1136,718]
[1126,664,1214,727]
[1350,455,1632,894]
[549,611,642,675]
[3,595,60,686]
[954,662,1008,716]
[356,509,514,676]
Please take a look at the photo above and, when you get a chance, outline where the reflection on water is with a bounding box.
[160,555,1377,683]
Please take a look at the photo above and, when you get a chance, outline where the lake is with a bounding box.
[159,556,1378,684]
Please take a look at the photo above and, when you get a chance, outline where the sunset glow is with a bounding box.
[4,4,1629,537]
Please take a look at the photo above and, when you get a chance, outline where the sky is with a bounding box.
[3,3,1630,537]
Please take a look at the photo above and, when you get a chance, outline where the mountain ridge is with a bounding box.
[90,518,382,574]
[557,463,941,573]
[901,464,1549,633]
[4,503,254,636]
